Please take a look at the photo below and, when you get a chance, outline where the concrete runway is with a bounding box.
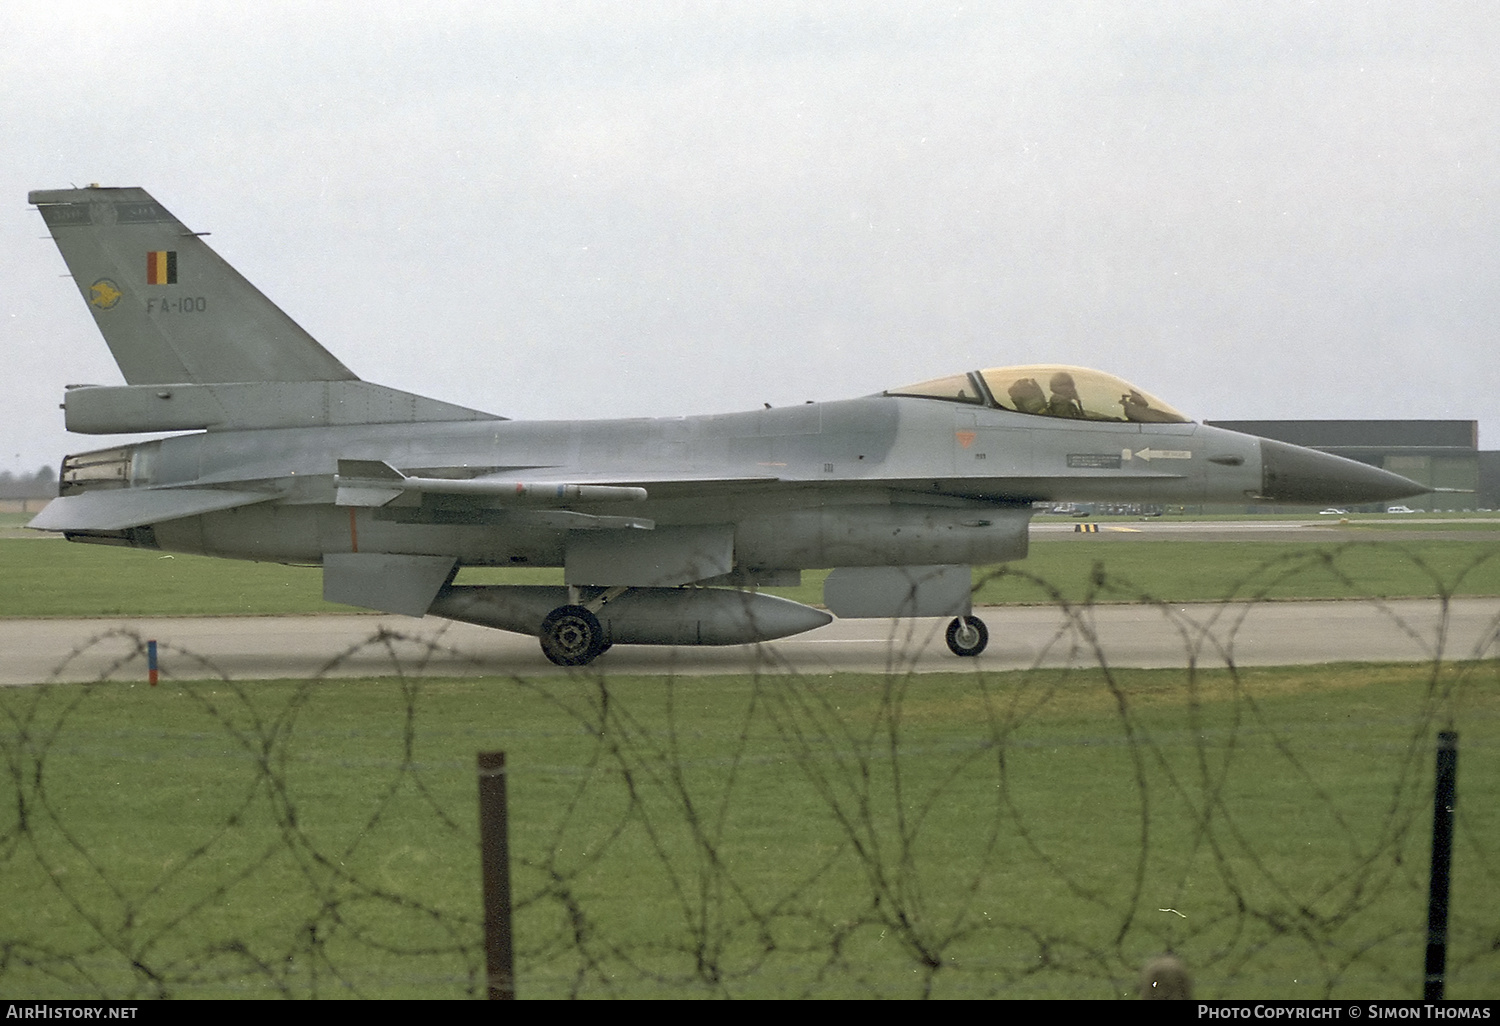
[2,597,1497,684]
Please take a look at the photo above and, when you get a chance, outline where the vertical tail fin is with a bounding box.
[30,187,357,385]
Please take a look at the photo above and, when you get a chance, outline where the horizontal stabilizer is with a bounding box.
[65,381,498,433]
[28,487,276,532]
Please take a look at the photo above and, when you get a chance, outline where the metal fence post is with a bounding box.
[1424,730,1458,1002]
[478,750,515,1000]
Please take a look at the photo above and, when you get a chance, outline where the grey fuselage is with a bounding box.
[82,394,1266,573]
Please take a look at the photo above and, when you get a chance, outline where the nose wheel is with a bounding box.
[945,615,989,657]
[540,605,607,666]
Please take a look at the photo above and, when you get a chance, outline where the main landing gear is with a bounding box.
[540,586,629,666]
[539,605,609,666]
[945,615,989,657]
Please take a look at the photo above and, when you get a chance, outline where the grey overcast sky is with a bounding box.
[3,1,1497,476]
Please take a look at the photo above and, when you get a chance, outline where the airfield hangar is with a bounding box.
[1204,419,1493,512]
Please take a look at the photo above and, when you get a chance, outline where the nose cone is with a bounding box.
[1258,438,1426,505]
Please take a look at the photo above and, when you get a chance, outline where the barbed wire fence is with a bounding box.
[1,545,1498,999]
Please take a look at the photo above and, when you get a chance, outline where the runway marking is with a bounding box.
[784,639,881,646]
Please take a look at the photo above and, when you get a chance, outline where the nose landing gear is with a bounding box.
[945,615,989,657]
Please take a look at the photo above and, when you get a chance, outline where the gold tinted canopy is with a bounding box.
[887,365,1190,424]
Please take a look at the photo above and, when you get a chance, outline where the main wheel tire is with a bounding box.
[539,605,606,666]
[945,615,989,657]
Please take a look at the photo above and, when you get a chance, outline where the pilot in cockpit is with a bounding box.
[1120,388,1179,423]
[1006,377,1047,415]
[1046,372,1085,419]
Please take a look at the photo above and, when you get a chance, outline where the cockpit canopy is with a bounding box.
[885,365,1190,424]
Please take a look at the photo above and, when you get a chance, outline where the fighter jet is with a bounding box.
[26,187,1425,665]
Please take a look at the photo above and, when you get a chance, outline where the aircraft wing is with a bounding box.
[29,487,277,532]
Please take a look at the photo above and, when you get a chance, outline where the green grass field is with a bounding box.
[3,533,1500,617]
[1,661,1496,999]
[4,515,1499,998]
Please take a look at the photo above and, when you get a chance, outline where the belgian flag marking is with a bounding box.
[146,250,177,285]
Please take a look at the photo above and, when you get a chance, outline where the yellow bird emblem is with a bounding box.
[88,278,123,309]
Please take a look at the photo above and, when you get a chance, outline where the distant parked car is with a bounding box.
[1385,505,1416,514]
[1318,508,1347,515]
